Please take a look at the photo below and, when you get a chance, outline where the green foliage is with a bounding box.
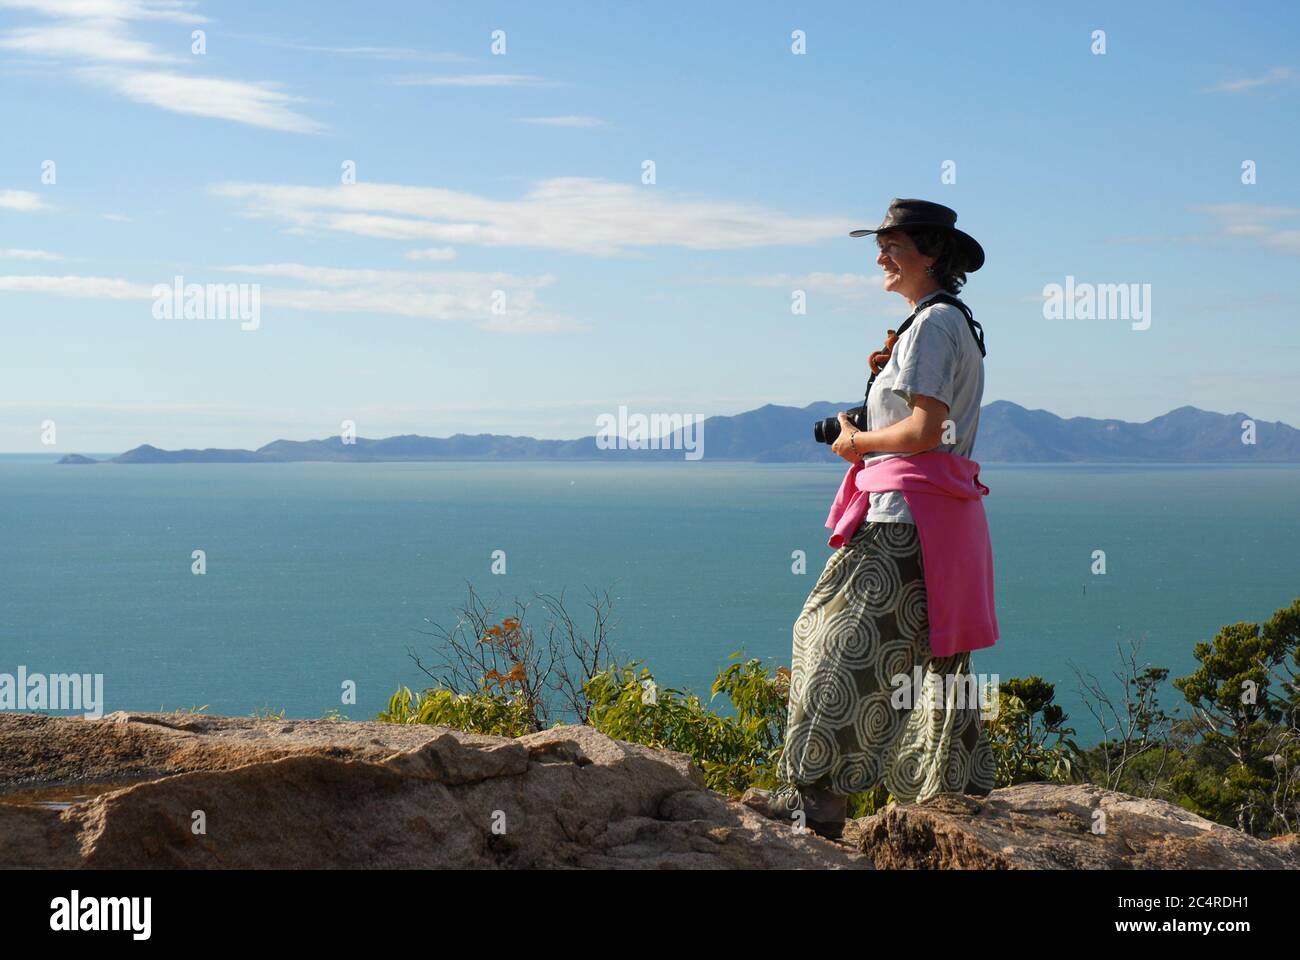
[583,653,787,795]
[163,704,209,715]
[250,705,286,720]
[381,590,1300,838]
[986,676,1082,785]
[1169,599,1300,836]
[378,685,534,738]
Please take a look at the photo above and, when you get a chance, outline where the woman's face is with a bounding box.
[875,230,936,298]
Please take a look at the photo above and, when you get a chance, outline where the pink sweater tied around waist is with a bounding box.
[825,451,998,657]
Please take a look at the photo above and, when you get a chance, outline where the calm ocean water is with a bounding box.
[1,458,1296,746]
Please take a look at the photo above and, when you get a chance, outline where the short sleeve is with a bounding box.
[890,308,959,409]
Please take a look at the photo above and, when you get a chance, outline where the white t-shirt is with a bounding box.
[861,289,985,524]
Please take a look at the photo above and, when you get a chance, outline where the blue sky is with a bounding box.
[2,0,1298,452]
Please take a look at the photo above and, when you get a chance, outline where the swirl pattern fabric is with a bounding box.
[777,519,996,802]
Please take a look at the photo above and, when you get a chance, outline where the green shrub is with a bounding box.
[381,589,1300,836]
[582,654,785,795]
[379,685,534,738]
[986,676,1081,786]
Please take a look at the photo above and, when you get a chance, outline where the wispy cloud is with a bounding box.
[404,247,457,261]
[0,274,153,298]
[0,189,45,211]
[1196,204,1300,253]
[392,73,562,88]
[0,1,207,23]
[82,67,323,132]
[514,115,606,127]
[0,21,178,62]
[0,265,584,333]
[0,248,63,260]
[211,177,846,255]
[1108,205,1300,252]
[733,272,884,300]
[0,0,322,131]
[1206,66,1295,93]
[219,263,545,288]
[230,33,473,62]
[219,262,578,331]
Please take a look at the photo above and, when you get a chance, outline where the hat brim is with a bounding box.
[850,223,984,272]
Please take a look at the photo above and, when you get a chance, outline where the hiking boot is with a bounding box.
[740,784,846,841]
[800,783,848,840]
[740,784,803,822]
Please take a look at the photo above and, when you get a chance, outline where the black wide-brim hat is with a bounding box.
[850,197,984,272]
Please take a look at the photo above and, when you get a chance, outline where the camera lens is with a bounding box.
[813,417,840,445]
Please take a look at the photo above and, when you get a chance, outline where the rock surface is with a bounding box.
[0,713,865,869]
[843,782,1300,869]
[2,713,1295,869]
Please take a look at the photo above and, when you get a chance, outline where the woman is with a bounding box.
[743,198,998,840]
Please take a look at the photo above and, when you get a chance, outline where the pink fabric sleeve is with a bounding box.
[825,461,869,548]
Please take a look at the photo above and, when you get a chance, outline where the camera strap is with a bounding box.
[861,293,986,406]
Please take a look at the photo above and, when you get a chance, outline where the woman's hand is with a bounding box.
[831,412,866,463]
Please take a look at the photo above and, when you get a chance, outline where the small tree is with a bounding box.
[1069,635,1178,794]
[400,581,619,733]
[986,676,1080,785]
[1172,599,1300,836]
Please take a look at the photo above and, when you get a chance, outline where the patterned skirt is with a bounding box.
[776,519,996,803]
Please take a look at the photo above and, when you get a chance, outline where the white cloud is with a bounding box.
[217,262,577,331]
[0,0,207,23]
[230,34,473,62]
[1197,204,1300,253]
[404,247,457,261]
[0,266,583,333]
[0,21,177,62]
[392,73,562,87]
[479,313,581,334]
[0,274,153,298]
[220,262,552,289]
[211,177,846,255]
[0,248,63,260]
[514,115,606,127]
[80,67,323,132]
[1111,205,1300,253]
[1207,66,1295,93]
[282,44,452,60]
[1,1,321,132]
[735,272,884,299]
[0,189,46,211]
[102,212,132,221]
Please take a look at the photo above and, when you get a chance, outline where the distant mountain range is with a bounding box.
[57,401,1300,464]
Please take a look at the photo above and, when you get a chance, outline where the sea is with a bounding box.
[1,457,1296,748]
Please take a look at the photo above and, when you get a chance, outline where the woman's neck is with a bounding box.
[905,282,943,309]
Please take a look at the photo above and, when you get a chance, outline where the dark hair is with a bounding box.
[897,226,968,295]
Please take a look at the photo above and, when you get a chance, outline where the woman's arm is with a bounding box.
[830,394,949,463]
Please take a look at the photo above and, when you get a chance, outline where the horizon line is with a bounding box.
[0,399,1291,456]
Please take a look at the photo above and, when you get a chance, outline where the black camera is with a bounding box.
[813,405,866,445]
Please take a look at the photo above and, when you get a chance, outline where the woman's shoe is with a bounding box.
[807,816,845,841]
[740,784,803,823]
[740,784,846,840]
